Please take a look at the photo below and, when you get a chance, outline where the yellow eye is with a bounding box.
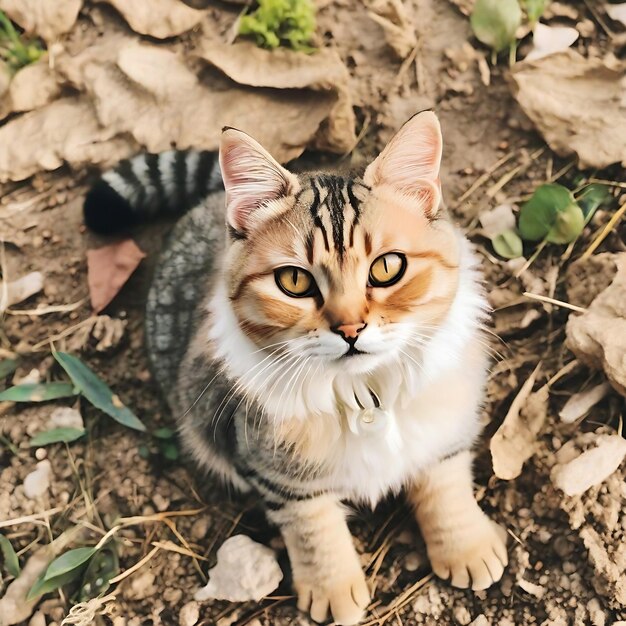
[275,266,316,297]
[369,253,407,287]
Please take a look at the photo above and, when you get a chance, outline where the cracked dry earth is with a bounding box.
[1,1,626,625]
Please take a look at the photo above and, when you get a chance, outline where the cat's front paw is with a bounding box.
[427,517,508,591]
[295,569,370,625]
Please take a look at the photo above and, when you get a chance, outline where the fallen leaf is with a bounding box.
[525,22,579,61]
[552,434,626,496]
[605,3,626,27]
[559,381,611,423]
[99,0,206,38]
[0,271,44,312]
[29,427,85,447]
[194,535,283,603]
[566,253,626,396]
[0,383,76,403]
[368,0,417,59]
[86,239,146,313]
[490,364,548,480]
[0,534,20,577]
[0,0,82,41]
[0,96,138,183]
[509,50,626,169]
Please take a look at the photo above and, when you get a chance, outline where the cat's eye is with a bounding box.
[369,253,407,287]
[275,266,316,297]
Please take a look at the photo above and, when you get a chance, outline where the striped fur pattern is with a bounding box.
[122,113,508,625]
[84,149,222,234]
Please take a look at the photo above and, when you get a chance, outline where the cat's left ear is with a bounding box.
[363,111,443,216]
[219,128,299,233]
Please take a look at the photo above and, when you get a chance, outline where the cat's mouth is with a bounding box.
[343,346,366,358]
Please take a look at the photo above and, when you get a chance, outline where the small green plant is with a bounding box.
[139,427,180,462]
[239,0,316,52]
[0,10,44,72]
[490,182,610,260]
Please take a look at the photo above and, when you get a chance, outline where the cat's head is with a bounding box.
[217,111,461,377]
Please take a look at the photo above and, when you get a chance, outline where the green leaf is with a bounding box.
[520,0,548,24]
[27,566,85,601]
[577,183,610,223]
[53,352,146,432]
[492,229,524,259]
[44,547,96,581]
[471,0,522,53]
[0,382,77,403]
[0,534,20,577]
[0,358,19,380]
[79,546,119,601]
[30,428,86,447]
[153,427,175,439]
[160,441,180,461]
[518,183,584,244]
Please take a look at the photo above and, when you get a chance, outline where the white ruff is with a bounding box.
[208,233,488,505]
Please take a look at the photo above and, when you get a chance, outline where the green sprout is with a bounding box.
[0,10,44,72]
[238,0,317,52]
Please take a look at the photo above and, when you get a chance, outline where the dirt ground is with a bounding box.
[1,1,626,625]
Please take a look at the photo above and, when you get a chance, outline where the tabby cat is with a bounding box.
[84,112,507,625]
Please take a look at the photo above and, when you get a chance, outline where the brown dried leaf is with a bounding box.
[87,239,146,313]
[490,364,548,480]
[566,253,626,396]
[509,50,626,168]
[0,0,82,41]
[99,0,206,38]
[367,0,417,59]
[0,96,138,183]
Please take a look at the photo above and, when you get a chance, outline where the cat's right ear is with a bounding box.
[219,128,299,233]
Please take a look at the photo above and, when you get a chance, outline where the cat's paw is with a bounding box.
[427,517,508,591]
[295,569,370,625]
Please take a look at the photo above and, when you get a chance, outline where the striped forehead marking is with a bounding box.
[307,175,369,260]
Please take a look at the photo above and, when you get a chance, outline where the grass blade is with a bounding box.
[0,533,20,577]
[0,382,77,402]
[30,428,86,447]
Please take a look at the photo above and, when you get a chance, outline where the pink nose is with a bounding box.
[331,322,367,340]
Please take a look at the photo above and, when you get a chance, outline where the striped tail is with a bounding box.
[83,150,223,234]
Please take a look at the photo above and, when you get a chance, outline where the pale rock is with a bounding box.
[559,382,611,423]
[49,406,83,430]
[0,272,44,311]
[470,616,491,626]
[194,535,283,603]
[526,23,579,62]
[552,434,626,496]
[13,368,41,386]
[179,601,200,626]
[479,204,516,239]
[23,460,51,499]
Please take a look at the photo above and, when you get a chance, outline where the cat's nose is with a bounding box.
[331,322,367,342]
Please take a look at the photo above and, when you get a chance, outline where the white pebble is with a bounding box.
[49,406,83,430]
[194,534,283,603]
[179,601,200,626]
[23,460,52,499]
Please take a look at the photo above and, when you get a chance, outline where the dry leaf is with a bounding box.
[0,0,82,41]
[559,382,611,423]
[566,253,626,396]
[194,535,283,603]
[7,62,61,115]
[99,0,206,38]
[525,23,579,62]
[87,239,146,313]
[368,0,417,59]
[509,50,626,169]
[0,96,138,183]
[0,271,44,312]
[552,434,626,496]
[606,3,626,27]
[490,364,548,480]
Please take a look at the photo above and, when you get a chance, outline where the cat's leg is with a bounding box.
[408,450,508,591]
[267,494,370,625]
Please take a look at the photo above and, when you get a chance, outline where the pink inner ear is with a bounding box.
[219,130,296,232]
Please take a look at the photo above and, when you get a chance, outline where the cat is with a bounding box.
[84,111,508,626]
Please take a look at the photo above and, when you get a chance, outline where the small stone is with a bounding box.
[164,587,183,604]
[152,493,170,512]
[563,561,576,574]
[469,616,490,626]
[190,517,210,541]
[34,448,47,461]
[23,460,52,499]
[49,406,83,430]
[179,601,200,626]
[554,536,573,558]
[453,606,472,625]
[28,612,46,626]
[404,551,422,572]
